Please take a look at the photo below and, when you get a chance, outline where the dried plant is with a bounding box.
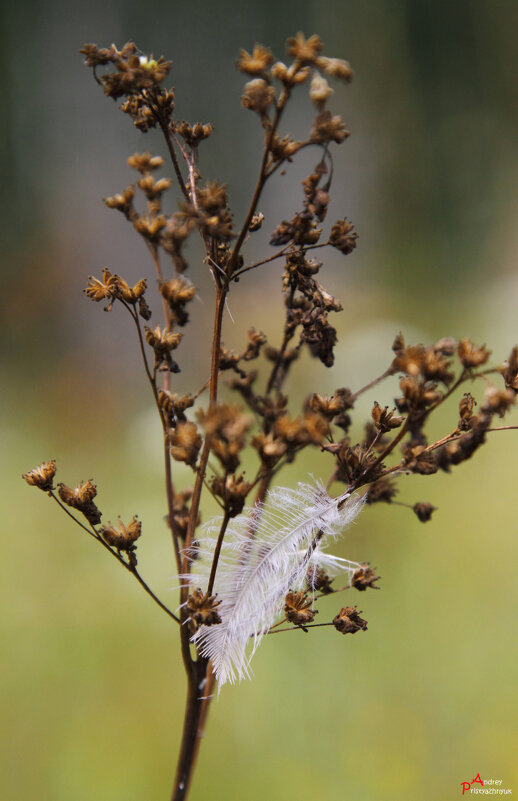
[22,34,518,801]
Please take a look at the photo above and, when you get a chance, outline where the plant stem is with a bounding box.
[171,283,227,801]
[171,657,210,801]
[206,510,231,596]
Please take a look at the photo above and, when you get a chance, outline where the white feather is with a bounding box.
[183,479,365,686]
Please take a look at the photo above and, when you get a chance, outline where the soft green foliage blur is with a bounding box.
[2,1,518,799]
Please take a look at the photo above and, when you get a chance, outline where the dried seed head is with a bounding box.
[401,443,438,475]
[366,477,398,504]
[236,44,273,76]
[104,186,135,214]
[84,268,119,307]
[459,393,476,429]
[311,110,350,144]
[329,218,358,254]
[284,591,317,625]
[482,386,515,418]
[187,589,222,627]
[22,460,57,491]
[306,565,334,594]
[211,474,252,517]
[371,401,403,433]
[145,325,182,354]
[499,346,518,392]
[333,606,368,634]
[308,392,348,419]
[270,133,301,162]
[176,121,213,147]
[241,78,275,114]
[315,56,354,82]
[160,277,196,326]
[434,336,457,356]
[286,32,323,64]
[271,61,310,85]
[116,276,147,304]
[458,338,491,369]
[170,422,202,467]
[309,71,333,108]
[352,563,380,591]
[58,480,102,525]
[80,43,171,100]
[133,214,167,242]
[199,404,251,472]
[100,516,142,550]
[127,152,164,173]
[248,212,264,232]
[413,502,436,522]
[171,489,198,541]
[252,432,287,467]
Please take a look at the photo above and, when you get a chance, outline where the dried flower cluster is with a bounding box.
[22,34,517,801]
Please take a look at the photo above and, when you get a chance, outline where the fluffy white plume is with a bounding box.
[183,480,365,687]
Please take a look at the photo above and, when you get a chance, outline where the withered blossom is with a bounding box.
[22,460,57,491]
[306,565,334,594]
[351,563,381,591]
[176,122,213,148]
[100,516,141,550]
[270,61,310,85]
[371,402,404,433]
[333,606,368,634]
[413,503,436,523]
[286,32,323,63]
[241,79,275,114]
[329,218,358,254]
[284,591,317,625]
[309,72,333,108]
[58,480,102,525]
[499,346,518,392]
[458,338,491,369]
[236,44,273,75]
[187,589,222,628]
[211,474,252,517]
[127,152,164,172]
[310,110,350,144]
[170,422,202,467]
[366,477,398,504]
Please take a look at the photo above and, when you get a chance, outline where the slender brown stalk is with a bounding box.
[350,366,394,403]
[49,493,180,623]
[171,657,210,801]
[206,510,231,596]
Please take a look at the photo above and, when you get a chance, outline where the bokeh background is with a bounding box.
[2,1,518,799]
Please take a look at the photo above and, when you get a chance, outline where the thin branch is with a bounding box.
[227,100,287,277]
[121,301,159,400]
[231,241,330,282]
[152,104,190,204]
[206,509,231,596]
[350,366,394,403]
[49,492,180,623]
[267,621,335,635]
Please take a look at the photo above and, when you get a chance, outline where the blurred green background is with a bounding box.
[2,0,518,799]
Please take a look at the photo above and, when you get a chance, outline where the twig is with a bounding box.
[49,492,180,623]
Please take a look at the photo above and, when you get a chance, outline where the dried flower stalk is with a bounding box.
[21,34,518,801]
